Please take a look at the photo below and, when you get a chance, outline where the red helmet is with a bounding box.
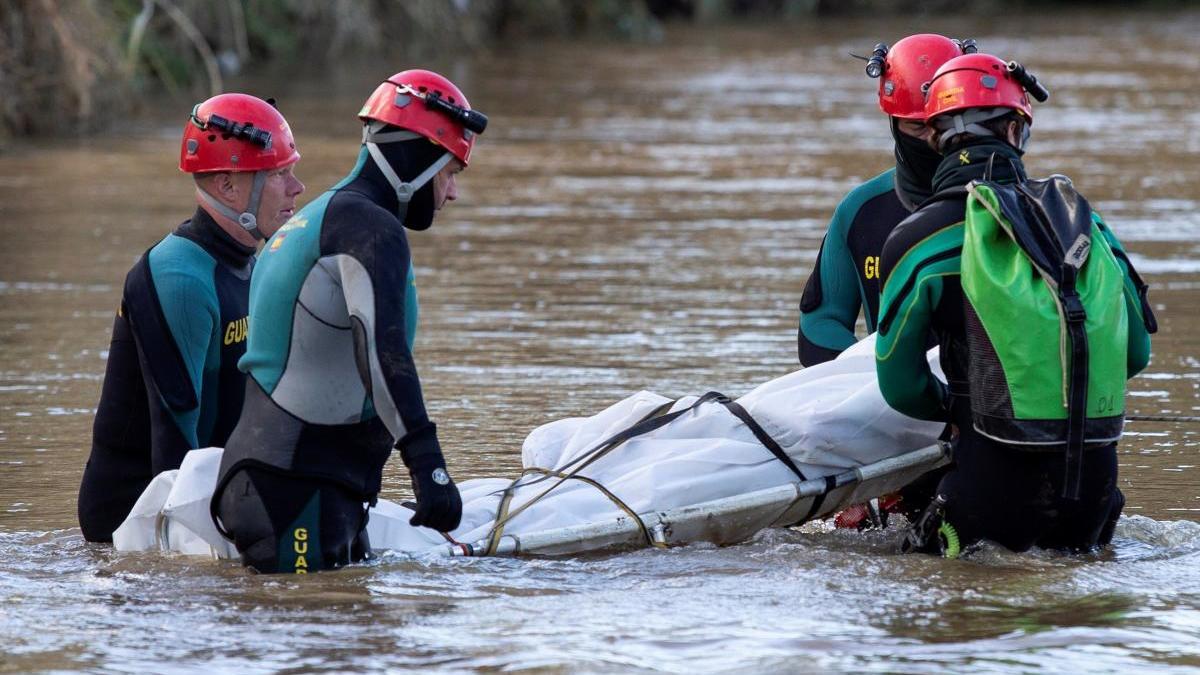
[358,69,479,165]
[877,34,966,119]
[924,53,1033,123]
[180,93,300,173]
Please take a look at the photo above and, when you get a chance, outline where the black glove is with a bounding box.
[398,424,462,532]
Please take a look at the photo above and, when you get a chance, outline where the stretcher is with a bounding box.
[114,336,948,560]
[430,442,948,557]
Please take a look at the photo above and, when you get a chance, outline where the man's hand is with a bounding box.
[398,423,462,532]
[408,463,462,532]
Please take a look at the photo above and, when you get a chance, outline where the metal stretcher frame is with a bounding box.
[440,442,951,557]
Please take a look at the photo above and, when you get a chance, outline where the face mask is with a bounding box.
[892,119,943,208]
[362,130,451,229]
[402,183,435,231]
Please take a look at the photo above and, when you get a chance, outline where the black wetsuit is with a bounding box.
[798,168,911,365]
[79,209,254,541]
[875,140,1154,553]
[797,122,944,366]
[212,141,460,573]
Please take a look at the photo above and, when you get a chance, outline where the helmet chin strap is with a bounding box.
[362,121,453,221]
[934,107,1017,152]
[197,169,269,240]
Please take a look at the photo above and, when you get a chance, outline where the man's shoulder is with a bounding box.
[319,190,409,253]
[834,168,898,214]
[125,234,218,304]
[146,233,217,278]
[828,168,904,238]
[882,199,965,271]
[324,190,398,227]
[896,196,965,241]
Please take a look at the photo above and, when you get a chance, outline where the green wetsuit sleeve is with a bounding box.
[1094,214,1153,377]
[875,248,952,422]
[798,204,862,364]
[149,263,218,447]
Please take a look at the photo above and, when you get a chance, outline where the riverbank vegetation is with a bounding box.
[0,0,1191,142]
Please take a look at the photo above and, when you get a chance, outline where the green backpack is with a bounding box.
[961,173,1128,499]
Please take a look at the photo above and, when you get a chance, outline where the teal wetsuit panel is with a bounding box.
[147,234,219,447]
[405,265,418,352]
[241,191,334,395]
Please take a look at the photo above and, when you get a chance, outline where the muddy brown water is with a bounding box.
[2,11,1199,673]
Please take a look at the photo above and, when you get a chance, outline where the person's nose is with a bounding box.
[445,174,458,202]
[289,173,305,197]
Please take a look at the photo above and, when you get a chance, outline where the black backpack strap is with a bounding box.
[982,151,1023,184]
[1059,266,1089,501]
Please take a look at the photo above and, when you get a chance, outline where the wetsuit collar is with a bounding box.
[175,207,256,269]
[931,139,1027,194]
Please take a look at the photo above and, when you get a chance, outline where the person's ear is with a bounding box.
[1006,120,1022,147]
[197,172,239,205]
[213,172,239,201]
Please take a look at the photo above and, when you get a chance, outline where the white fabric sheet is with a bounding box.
[113,336,944,557]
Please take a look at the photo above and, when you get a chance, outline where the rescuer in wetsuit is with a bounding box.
[798,34,973,366]
[801,36,975,530]
[211,70,485,573]
[876,53,1155,554]
[78,94,305,542]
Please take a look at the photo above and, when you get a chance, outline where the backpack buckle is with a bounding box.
[1061,292,1087,324]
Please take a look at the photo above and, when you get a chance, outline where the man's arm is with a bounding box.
[874,232,954,422]
[1093,213,1156,377]
[151,269,216,443]
[78,308,155,542]
[127,241,218,472]
[329,201,460,531]
[332,221,431,448]
[798,208,863,366]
